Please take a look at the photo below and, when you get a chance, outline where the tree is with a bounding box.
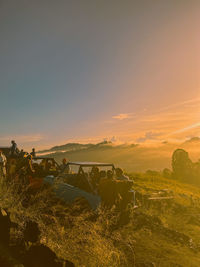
[172,149,194,182]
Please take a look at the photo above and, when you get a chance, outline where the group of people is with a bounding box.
[61,162,133,210]
[0,140,36,180]
[91,167,133,209]
[0,140,133,209]
[33,158,59,177]
[89,166,130,191]
[9,140,36,158]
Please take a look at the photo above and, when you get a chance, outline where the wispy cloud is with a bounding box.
[112,113,133,120]
[172,122,200,134]
[159,97,200,112]
[104,95,200,144]
[136,131,163,143]
[0,134,44,143]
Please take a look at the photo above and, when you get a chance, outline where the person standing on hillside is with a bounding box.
[10,140,19,157]
[30,148,36,158]
[0,150,7,177]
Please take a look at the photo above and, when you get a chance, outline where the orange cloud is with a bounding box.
[112,113,133,120]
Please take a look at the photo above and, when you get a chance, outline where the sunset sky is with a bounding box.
[0,0,199,150]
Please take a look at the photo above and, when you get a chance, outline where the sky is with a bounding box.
[0,0,199,150]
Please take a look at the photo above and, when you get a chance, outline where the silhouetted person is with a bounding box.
[90,166,100,189]
[10,140,19,156]
[24,221,41,243]
[23,221,74,267]
[30,148,36,158]
[115,180,133,210]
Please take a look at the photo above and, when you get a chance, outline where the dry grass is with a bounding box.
[1,172,200,266]
[0,177,133,266]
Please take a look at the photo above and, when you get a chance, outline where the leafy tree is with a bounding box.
[172,149,194,182]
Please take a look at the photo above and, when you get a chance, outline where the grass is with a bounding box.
[0,173,200,266]
[0,179,130,266]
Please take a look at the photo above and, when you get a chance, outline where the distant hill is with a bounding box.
[37,139,200,172]
[38,140,113,154]
[38,143,92,154]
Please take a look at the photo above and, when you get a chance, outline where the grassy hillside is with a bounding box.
[128,173,200,266]
[1,172,200,266]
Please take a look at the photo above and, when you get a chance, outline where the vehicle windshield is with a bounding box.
[63,163,114,175]
[71,165,113,174]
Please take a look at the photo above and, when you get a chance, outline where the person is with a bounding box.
[30,148,36,158]
[16,155,35,187]
[107,170,113,179]
[40,159,47,171]
[19,149,26,158]
[10,140,19,156]
[99,170,106,179]
[90,166,100,191]
[60,158,68,172]
[98,170,117,208]
[0,150,7,177]
[23,221,75,267]
[26,155,35,176]
[46,161,52,172]
[115,168,129,181]
[49,161,57,173]
[115,168,134,210]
